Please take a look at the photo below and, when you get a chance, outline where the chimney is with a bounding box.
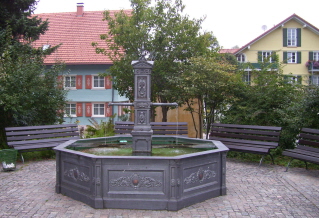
[76,3,84,17]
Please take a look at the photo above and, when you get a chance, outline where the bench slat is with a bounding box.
[6,132,79,142]
[209,123,281,162]
[5,124,80,154]
[7,136,80,146]
[212,123,281,131]
[282,127,319,169]
[5,127,78,137]
[5,124,78,131]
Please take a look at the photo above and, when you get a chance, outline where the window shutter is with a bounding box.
[76,75,82,89]
[57,75,63,89]
[309,51,314,61]
[105,76,112,89]
[297,52,301,63]
[297,28,301,47]
[283,28,287,47]
[105,103,112,117]
[76,103,83,117]
[297,75,302,84]
[85,103,92,117]
[309,76,312,85]
[258,51,262,62]
[283,52,288,63]
[85,75,92,89]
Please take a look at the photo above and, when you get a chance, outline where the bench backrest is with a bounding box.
[297,128,319,152]
[114,121,188,135]
[5,124,79,150]
[209,123,282,143]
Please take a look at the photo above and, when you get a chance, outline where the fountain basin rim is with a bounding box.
[54,135,229,160]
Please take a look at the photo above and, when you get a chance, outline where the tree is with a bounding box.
[221,60,304,149]
[93,0,216,121]
[169,52,239,138]
[0,0,67,148]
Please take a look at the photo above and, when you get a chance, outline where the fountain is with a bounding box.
[54,53,228,211]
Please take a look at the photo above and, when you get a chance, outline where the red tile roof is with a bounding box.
[33,9,131,65]
[219,49,239,54]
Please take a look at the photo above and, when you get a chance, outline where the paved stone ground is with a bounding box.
[0,158,318,218]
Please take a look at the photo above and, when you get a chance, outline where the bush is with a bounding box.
[84,117,115,138]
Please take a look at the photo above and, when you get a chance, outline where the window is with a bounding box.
[313,52,319,61]
[243,72,251,85]
[283,28,301,47]
[237,54,246,63]
[64,76,76,88]
[287,28,297,46]
[310,75,319,85]
[284,75,302,84]
[65,103,76,117]
[93,103,105,117]
[258,51,276,63]
[93,76,105,88]
[287,52,297,63]
[262,51,273,62]
[284,51,301,64]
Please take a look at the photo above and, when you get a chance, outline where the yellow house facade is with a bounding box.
[233,14,319,85]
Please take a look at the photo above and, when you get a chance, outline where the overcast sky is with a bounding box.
[35,0,319,49]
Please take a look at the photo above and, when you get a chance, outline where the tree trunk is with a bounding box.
[0,107,11,149]
[161,106,169,122]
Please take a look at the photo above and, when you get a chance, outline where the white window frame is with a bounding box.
[287,52,297,63]
[286,75,301,84]
[262,51,273,62]
[243,71,251,85]
[313,52,319,61]
[93,103,105,117]
[237,53,246,63]
[93,75,105,89]
[310,75,319,85]
[64,75,76,90]
[65,103,77,117]
[287,28,297,47]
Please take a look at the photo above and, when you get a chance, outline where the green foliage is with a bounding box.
[221,60,305,150]
[300,85,319,129]
[169,52,240,138]
[0,1,67,148]
[84,117,115,138]
[94,0,218,121]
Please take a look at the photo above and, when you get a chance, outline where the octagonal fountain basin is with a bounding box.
[54,136,228,211]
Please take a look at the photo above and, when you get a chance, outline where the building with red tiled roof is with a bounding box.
[34,3,131,126]
[222,14,319,85]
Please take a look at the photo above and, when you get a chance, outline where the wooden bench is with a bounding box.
[282,128,319,171]
[114,121,188,136]
[209,123,282,166]
[5,124,79,162]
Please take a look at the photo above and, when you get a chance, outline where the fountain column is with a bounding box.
[109,55,177,155]
[131,58,154,154]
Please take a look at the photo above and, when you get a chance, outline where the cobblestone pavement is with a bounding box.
[0,158,318,218]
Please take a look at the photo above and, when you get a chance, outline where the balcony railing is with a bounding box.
[238,62,279,70]
[306,61,319,71]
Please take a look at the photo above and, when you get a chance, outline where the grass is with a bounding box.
[15,150,56,163]
[227,151,319,170]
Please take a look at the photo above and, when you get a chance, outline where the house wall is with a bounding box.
[239,19,319,85]
[55,64,129,126]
